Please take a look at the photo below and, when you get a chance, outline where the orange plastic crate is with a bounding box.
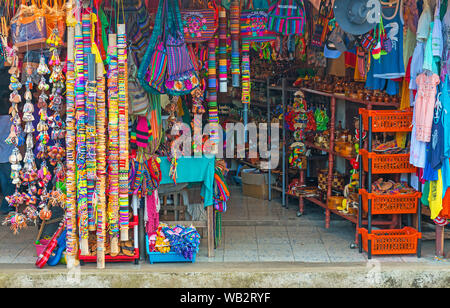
[359,149,416,174]
[359,109,413,132]
[359,189,421,215]
[358,227,421,255]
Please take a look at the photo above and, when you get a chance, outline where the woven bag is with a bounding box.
[180,0,218,43]
[267,0,306,35]
[240,0,277,42]
[138,0,169,94]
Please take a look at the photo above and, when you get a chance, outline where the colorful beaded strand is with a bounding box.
[117,24,129,241]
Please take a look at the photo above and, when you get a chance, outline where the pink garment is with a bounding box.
[145,190,160,236]
[415,73,440,142]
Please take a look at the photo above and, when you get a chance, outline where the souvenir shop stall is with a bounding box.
[0,0,448,270]
[0,0,234,268]
[285,0,450,259]
[226,0,449,259]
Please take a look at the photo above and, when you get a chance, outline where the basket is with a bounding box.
[359,149,416,174]
[35,239,50,256]
[359,109,413,132]
[358,227,421,255]
[318,169,345,192]
[145,235,196,264]
[359,188,421,215]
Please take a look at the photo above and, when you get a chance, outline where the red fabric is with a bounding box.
[441,188,450,219]
[344,52,356,68]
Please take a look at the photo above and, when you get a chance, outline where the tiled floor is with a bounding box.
[195,186,450,263]
[1,185,449,264]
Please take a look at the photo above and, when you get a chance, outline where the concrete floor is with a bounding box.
[0,186,449,265]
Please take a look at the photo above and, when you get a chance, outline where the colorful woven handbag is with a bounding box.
[267,0,306,35]
[240,0,277,42]
[360,30,376,51]
[180,0,218,43]
[310,0,332,49]
[165,0,200,95]
[138,0,168,94]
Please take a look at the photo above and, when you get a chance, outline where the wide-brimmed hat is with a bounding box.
[333,0,380,35]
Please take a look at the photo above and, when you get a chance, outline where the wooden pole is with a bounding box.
[436,225,445,258]
[208,205,215,257]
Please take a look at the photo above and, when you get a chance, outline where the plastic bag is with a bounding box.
[43,0,66,38]
[10,2,47,46]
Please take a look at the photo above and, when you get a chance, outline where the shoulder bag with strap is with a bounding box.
[138,0,168,94]
[240,0,277,42]
[310,0,332,48]
[181,0,218,43]
[165,0,200,96]
[267,0,306,35]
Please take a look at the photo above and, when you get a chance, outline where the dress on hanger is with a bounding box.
[441,2,450,79]
[410,105,427,168]
[414,72,440,142]
[417,0,433,41]
[409,41,425,91]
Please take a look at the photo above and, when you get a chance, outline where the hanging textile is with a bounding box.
[218,7,227,92]
[207,38,219,153]
[230,0,240,87]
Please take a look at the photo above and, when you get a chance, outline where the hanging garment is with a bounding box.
[414,72,440,142]
[396,57,413,148]
[421,180,430,206]
[403,28,417,68]
[441,157,450,195]
[423,22,440,74]
[365,58,400,95]
[429,169,444,220]
[432,0,443,59]
[410,102,427,168]
[442,4,450,79]
[441,185,450,219]
[416,0,432,42]
[423,142,439,181]
[430,92,445,170]
[372,0,405,79]
[409,41,425,91]
[441,77,450,157]
[403,0,420,34]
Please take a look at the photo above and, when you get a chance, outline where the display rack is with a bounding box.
[79,195,140,265]
[242,77,293,205]
[357,108,422,259]
[294,88,401,247]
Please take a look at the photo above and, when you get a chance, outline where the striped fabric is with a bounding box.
[146,41,167,94]
[241,10,277,42]
[267,0,306,35]
[166,33,194,79]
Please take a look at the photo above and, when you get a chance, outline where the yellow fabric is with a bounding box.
[429,169,444,220]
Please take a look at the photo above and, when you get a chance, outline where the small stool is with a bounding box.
[158,184,189,221]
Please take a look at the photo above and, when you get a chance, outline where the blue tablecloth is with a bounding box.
[159,156,215,207]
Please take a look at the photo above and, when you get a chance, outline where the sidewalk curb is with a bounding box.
[1,262,449,288]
